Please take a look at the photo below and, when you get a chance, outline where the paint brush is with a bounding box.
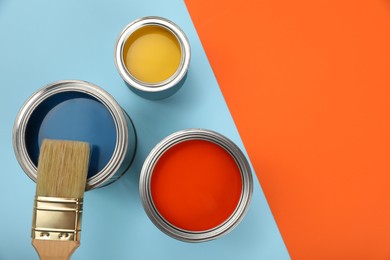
[31,139,90,260]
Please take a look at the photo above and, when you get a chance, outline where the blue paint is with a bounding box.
[25,92,117,178]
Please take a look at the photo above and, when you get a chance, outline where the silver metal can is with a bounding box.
[114,16,191,100]
[13,80,137,190]
[139,129,253,242]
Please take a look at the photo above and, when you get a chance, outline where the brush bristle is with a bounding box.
[36,139,90,198]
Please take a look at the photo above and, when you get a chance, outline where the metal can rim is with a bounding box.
[12,80,130,190]
[114,16,191,92]
[139,129,253,242]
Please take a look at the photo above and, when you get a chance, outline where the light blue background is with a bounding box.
[0,0,290,259]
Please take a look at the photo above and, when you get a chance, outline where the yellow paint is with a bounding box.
[123,25,182,84]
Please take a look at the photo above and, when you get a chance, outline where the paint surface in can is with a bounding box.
[150,139,243,231]
[25,92,117,178]
[123,25,182,84]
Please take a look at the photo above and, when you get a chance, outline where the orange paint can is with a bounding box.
[139,129,253,242]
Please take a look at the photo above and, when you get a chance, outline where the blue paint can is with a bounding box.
[13,80,137,190]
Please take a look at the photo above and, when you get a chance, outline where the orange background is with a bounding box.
[185,0,390,259]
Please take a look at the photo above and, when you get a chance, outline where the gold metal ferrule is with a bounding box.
[32,196,83,241]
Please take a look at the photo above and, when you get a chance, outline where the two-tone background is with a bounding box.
[1,0,389,259]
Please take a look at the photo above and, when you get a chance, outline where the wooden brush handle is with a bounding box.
[32,240,80,260]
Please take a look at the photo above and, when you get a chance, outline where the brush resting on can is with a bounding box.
[31,139,90,260]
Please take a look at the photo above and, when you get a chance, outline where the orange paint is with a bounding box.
[150,140,243,231]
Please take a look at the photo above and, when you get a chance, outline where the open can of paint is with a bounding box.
[114,16,191,100]
[140,129,253,242]
[13,80,137,190]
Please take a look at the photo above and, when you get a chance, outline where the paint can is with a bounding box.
[139,129,253,242]
[13,80,137,190]
[114,16,191,100]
